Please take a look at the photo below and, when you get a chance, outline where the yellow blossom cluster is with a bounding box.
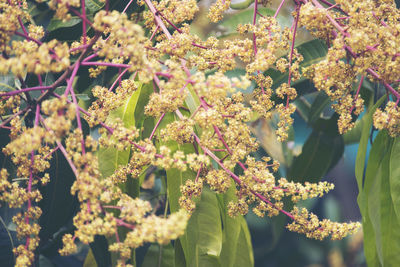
[208,0,232,23]
[179,178,204,213]
[140,0,199,33]
[38,0,80,20]
[2,0,387,265]
[92,10,157,79]
[300,0,400,134]
[86,80,138,126]
[160,117,195,144]
[0,39,70,76]
[0,1,29,49]
[225,156,334,218]
[299,2,338,40]
[287,207,361,240]
[373,101,400,137]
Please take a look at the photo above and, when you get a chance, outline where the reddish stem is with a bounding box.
[81,0,87,43]
[108,68,130,92]
[80,61,131,68]
[273,0,286,18]
[252,0,258,56]
[350,76,364,113]
[1,86,52,97]
[149,113,166,140]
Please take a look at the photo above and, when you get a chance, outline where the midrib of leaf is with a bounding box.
[114,97,134,170]
[88,0,102,9]
[0,83,14,91]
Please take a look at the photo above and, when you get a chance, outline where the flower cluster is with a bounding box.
[300,0,400,134]
[6,0,398,265]
[0,39,70,76]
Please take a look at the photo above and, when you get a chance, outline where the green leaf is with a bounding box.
[161,114,223,266]
[185,85,200,115]
[230,0,254,10]
[133,83,154,139]
[219,8,274,35]
[365,132,389,266]
[162,113,196,213]
[88,235,112,267]
[343,115,366,145]
[355,95,386,200]
[308,91,331,124]
[359,131,388,267]
[293,97,311,123]
[167,168,223,266]
[218,185,253,267]
[38,150,79,247]
[266,39,328,92]
[83,248,97,267]
[47,17,82,32]
[379,146,400,266]
[174,239,187,267]
[85,0,105,13]
[0,214,15,266]
[288,116,344,183]
[0,73,15,92]
[182,188,223,267]
[142,243,175,267]
[365,132,400,266]
[218,186,241,267]
[98,83,143,178]
[233,219,254,267]
[390,137,400,220]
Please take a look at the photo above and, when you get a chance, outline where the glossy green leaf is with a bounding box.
[230,0,254,10]
[27,2,42,18]
[343,115,366,145]
[47,17,82,32]
[288,116,344,183]
[166,165,196,213]
[142,243,174,267]
[365,132,400,266]
[133,83,153,126]
[359,131,387,267]
[183,188,222,267]
[98,83,143,178]
[266,39,327,91]
[218,186,241,267]
[360,205,380,267]
[160,113,222,266]
[89,235,112,267]
[98,85,144,265]
[83,248,97,267]
[308,91,331,124]
[378,145,400,266]
[219,8,274,35]
[85,0,105,13]
[233,219,254,267]
[0,73,15,92]
[174,239,187,267]
[390,137,400,220]
[167,167,222,266]
[355,95,386,198]
[162,112,196,213]
[185,85,200,115]
[218,185,253,267]
[38,150,78,248]
[365,132,389,266]
[133,82,154,139]
[0,214,16,266]
[293,97,311,123]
